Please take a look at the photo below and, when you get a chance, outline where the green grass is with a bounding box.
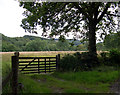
[18,74,52,93]
[2,52,119,94]
[2,53,13,79]
[52,70,118,84]
[29,74,87,93]
[52,70,118,93]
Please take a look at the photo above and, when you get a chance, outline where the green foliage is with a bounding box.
[53,70,118,84]
[96,42,106,51]
[2,41,19,52]
[59,54,77,71]
[56,40,70,51]
[109,49,120,65]
[104,33,120,50]
[20,2,117,40]
[99,52,109,66]
[99,49,120,66]
[59,50,120,72]
[96,32,120,51]
[2,33,87,51]
[25,40,48,51]
[76,44,87,51]
[59,52,95,72]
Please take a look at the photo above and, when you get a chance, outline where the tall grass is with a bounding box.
[52,70,119,84]
[2,53,14,79]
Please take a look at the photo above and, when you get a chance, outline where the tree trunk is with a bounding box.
[88,21,98,66]
[88,23,96,54]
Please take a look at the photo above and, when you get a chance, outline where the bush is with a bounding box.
[109,49,120,66]
[58,54,77,71]
[99,52,109,66]
[58,52,94,72]
[59,50,120,72]
[99,49,120,66]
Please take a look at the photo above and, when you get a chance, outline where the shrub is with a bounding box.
[58,52,94,72]
[99,52,109,66]
[58,54,77,71]
[99,49,120,66]
[109,49,120,66]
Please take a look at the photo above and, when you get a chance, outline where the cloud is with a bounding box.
[0,0,37,37]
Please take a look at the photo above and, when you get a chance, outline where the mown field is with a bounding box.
[1,51,119,94]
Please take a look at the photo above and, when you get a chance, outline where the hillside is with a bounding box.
[1,33,85,52]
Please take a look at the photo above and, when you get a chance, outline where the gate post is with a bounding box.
[12,52,19,95]
[56,54,60,71]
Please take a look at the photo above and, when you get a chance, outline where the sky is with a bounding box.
[0,0,40,37]
[0,1,119,40]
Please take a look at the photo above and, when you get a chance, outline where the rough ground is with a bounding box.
[110,78,120,94]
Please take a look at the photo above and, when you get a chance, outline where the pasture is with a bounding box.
[1,51,119,94]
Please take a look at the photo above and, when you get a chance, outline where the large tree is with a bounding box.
[19,2,118,64]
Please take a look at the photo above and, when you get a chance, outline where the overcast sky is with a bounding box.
[0,0,119,40]
[0,0,40,37]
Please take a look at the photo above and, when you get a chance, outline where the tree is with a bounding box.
[96,42,105,51]
[20,2,118,64]
[104,33,120,50]
[25,40,49,51]
[56,40,70,51]
[2,41,18,52]
[77,44,86,51]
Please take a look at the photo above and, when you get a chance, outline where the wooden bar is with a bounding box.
[20,59,36,72]
[49,58,50,72]
[19,65,56,69]
[40,71,53,73]
[39,66,56,68]
[38,58,40,74]
[40,63,56,65]
[19,66,38,69]
[22,72,40,74]
[45,58,46,73]
[19,63,56,67]
[19,64,37,66]
[39,68,56,71]
[21,69,38,71]
[19,57,56,59]
[22,70,54,74]
[56,55,58,71]
[19,60,56,63]
[56,54,60,71]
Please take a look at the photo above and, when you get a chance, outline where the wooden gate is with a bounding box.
[18,55,60,74]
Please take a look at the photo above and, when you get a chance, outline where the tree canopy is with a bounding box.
[19,2,119,64]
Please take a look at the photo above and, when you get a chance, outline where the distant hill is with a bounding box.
[1,33,84,52]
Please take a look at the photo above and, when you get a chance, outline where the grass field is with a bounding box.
[1,51,119,94]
